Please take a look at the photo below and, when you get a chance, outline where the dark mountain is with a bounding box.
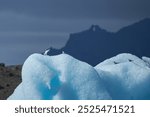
[116,18,150,57]
[47,18,150,66]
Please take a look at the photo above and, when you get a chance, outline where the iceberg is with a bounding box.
[95,53,150,100]
[8,53,150,100]
[8,53,111,100]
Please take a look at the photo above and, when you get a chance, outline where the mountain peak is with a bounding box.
[48,19,150,66]
[89,25,103,32]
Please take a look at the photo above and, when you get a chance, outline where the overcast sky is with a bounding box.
[0,0,150,65]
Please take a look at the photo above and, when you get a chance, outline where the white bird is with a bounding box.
[62,51,65,54]
[44,49,50,55]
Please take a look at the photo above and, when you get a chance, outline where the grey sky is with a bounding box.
[0,0,150,19]
[0,0,150,65]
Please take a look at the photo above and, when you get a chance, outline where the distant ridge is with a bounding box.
[47,18,150,66]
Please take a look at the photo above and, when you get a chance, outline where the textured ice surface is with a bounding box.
[8,53,150,100]
[142,56,150,68]
[8,53,110,100]
[95,53,150,100]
